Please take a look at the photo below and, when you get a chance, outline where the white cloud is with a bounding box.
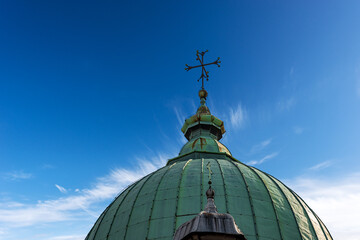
[277,97,296,111]
[173,107,186,127]
[2,151,357,240]
[48,235,84,240]
[0,202,25,208]
[173,106,188,144]
[247,152,278,165]
[293,126,304,134]
[287,172,360,240]
[229,103,247,129]
[55,185,68,194]
[3,170,32,181]
[0,153,169,229]
[309,160,333,171]
[250,138,272,154]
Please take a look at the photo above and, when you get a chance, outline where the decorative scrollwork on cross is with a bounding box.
[185,50,221,89]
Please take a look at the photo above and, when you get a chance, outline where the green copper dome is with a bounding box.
[85,153,332,240]
[85,90,332,240]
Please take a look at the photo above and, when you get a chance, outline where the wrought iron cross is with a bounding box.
[185,50,221,89]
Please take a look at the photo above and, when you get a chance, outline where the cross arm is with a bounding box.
[185,58,221,71]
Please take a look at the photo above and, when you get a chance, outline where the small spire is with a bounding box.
[204,163,217,213]
[204,183,217,213]
[196,89,210,115]
[173,165,247,240]
[198,89,208,107]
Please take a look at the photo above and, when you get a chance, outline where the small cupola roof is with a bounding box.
[181,89,225,141]
[179,89,231,156]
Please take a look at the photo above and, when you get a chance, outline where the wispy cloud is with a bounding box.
[173,106,186,127]
[48,235,84,240]
[229,103,247,129]
[55,185,68,194]
[42,164,55,169]
[2,170,32,181]
[289,66,295,76]
[0,153,169,229]
[173,106,187,144]
[250,138,272,154]
[309,160,333,171]
[247,152,278,165]
[287,172,360,240]
[277,97,296,112]
[293,126,304,134]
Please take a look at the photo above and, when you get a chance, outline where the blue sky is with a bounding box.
[1,1,360,239]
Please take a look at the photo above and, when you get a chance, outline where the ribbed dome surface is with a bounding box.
[85,152,332,240]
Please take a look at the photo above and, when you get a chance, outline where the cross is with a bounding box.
[185,50,221,89]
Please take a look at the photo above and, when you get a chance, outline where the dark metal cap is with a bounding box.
[173,212,247,240]
[173,185,247,240]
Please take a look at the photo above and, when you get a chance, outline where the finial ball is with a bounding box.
[206,186,215,199]
[199,89,208,99]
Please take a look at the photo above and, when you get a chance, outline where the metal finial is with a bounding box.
[206,162,213,184]
[205,162,216,212]
[185,50,221,90]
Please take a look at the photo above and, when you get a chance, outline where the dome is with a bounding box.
[85,90,332,240]
[85,153,332,240]
[179,136,231,156]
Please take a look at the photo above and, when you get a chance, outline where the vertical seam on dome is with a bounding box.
[93,178,137,239]
[274,177,319,240]
[290,188,332,240]
[267,173,317,240]
[123,173,154,240]
[104,177,146,240]
[229,161,259,240]
[286,186,319,240]
[249,167,284,240]
[314,212,333,240]
[144,165,171,239]
[265,174,303,240]
[88,208,107,240]
[215,159,229,213]
[201,158,204,210]
[173,159,193,234]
